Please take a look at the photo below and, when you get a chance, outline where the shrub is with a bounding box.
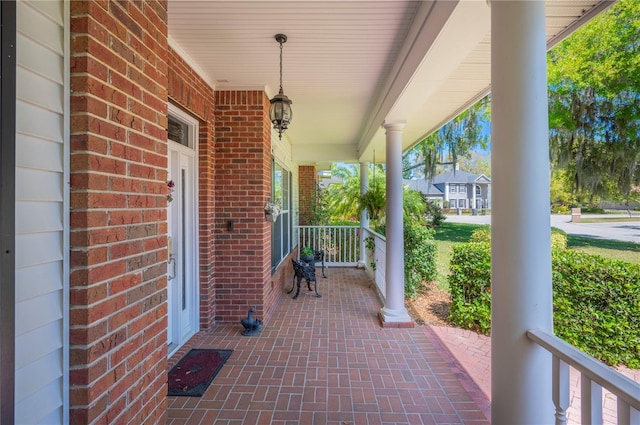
[552,205,570,214]
[448,242,492,333]
[577,205,604,214]
[404,223,437,298]
[553,250,639,368]
[551,228,568,250]
[425,200,447,227]
[469,226,567,249]
[469,226,491,243]
[376,222,437,299]
[447,242,640,368]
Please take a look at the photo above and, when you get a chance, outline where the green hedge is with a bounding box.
[553,250,639,368]
[376,222,437,299]
[448,243,640,368]
[448,242,492,333]
[404,223,437,298]
[469,226,567,250]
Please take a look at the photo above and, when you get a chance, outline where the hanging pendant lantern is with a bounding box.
[269,34,293,140]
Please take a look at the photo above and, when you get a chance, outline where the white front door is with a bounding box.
[167,106,199,356]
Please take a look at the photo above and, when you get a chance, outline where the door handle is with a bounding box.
[168,255,176,280]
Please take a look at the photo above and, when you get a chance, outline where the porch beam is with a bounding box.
[379,121,412,326]
[491,2,553,423]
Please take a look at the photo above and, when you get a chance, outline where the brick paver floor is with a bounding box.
[167,268,490,425]
[167,266,638,424]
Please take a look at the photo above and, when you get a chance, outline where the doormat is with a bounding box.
[167,349,233,397]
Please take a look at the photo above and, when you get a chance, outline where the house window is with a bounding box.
[168,116,190,147]
[459,185,466,193]
[476,186,482,196]
[450,199,457,208]
[449,184,457,193]
[459,199,466,208]
[272,161,291,270]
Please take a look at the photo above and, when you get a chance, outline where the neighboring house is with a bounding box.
[405,169,491,209]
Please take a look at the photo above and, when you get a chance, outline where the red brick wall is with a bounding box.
[167,48,216,330]
[69,1,169,423]
[299,165,317,225]
[214,90,276,323]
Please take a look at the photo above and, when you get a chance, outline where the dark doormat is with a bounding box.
[168,349,233,397]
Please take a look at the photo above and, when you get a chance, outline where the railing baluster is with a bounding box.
[341,227,345,262]
[581,373,603,424]
[553,356,569,425]
[617,399,640,425]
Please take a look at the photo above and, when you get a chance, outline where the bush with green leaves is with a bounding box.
[469,226,567,250]
[376,222,437,298]
[553,249,639,368]
[448,242,492,333]
[448,242,640,368]
[551,228,568,250]
[469,226,491,243]
[425,200,447,227]
[404,223,437,298]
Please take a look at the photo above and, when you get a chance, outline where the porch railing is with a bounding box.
[361,227,386,302]
[296,226,360,266]
[527,329,640,425]
[296,225,387,301]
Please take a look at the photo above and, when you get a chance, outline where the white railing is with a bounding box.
[362,227,386,301]
[527,329,640,425]
[296,226,360,266]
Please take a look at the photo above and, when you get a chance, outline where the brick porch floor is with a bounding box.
[167,267,490,425]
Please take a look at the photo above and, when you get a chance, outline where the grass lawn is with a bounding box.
[566,234,640,264]
[579,216,640,223]
[433,222,640,290]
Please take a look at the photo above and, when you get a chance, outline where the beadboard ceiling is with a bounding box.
[168,1,613,165]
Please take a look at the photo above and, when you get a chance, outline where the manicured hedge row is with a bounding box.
[468,226,568,250]
[448,243,640,368]
[376,222,437,299]
[448,242,492,333]
[553,249,639,368]
[404,223,437,298]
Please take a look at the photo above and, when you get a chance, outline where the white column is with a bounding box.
[472,183,476,209]
[491,2,554,424]
[359,162,370,266]
[380,121,411,324]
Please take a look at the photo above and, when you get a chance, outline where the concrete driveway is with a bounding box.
[445,213,640,244]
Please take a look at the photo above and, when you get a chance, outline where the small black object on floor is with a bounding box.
[241,307,263,336]
[167,349,233,397]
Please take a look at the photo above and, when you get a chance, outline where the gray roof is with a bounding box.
[431,170,491,184]
[403,179,443,196]
[404,170,491,197]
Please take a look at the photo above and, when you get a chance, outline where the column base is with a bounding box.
[378,309,414,328]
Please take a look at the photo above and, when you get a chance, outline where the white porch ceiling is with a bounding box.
[168,0,613,165]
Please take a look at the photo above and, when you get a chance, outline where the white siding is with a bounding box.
[15,1,68,424]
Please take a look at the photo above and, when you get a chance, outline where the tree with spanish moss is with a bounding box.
[548,0,640,210]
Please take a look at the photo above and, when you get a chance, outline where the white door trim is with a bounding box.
[167,104,199,357]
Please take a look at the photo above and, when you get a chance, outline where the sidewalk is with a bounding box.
[428,325,640,424]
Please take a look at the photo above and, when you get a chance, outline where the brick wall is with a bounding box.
[298,165,317,225]
[214,90,276,323]
[69,1,169,423]
[167,48,216,330]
